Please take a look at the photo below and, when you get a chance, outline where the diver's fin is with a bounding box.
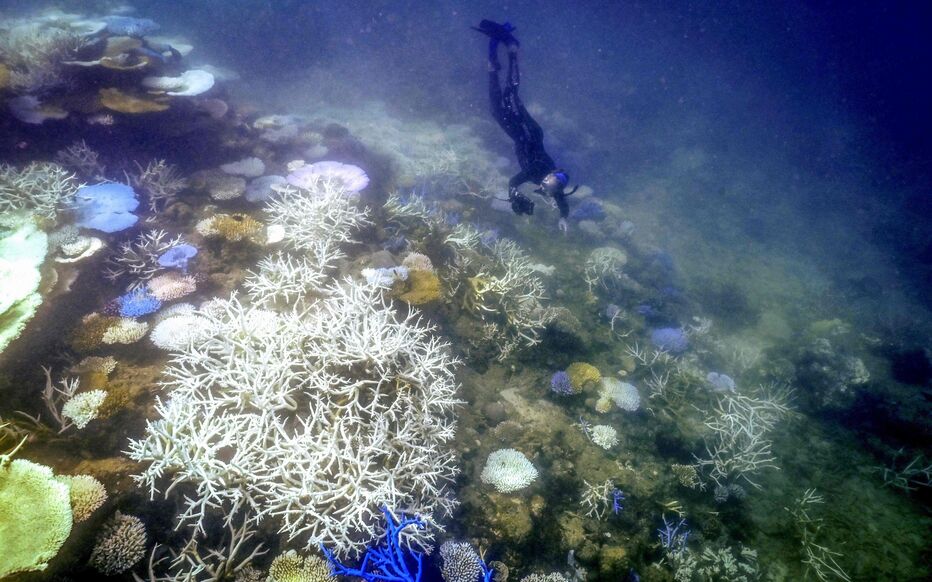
[471,19,519,46]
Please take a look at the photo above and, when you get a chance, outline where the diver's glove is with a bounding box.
[509,189,535,216]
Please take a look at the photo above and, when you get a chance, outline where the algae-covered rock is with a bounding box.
[0,458,73,576]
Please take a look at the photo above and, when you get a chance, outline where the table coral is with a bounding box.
[0,458,73,577]
[195,213,262,242]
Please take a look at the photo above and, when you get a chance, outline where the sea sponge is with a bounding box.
[0,458,73,577]
[99,88,169,114]
[396,269,441,305]
[62,475,107,522]
[566,362,601,393]
[88,512,147,575]
[267,549,335,582]
[195,213,262,242]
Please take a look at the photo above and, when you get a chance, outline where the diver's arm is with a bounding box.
[554,192,570,219]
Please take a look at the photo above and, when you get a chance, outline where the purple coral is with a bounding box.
[657,516,690,553]
[650,327,689,354]
[550,371,574,395]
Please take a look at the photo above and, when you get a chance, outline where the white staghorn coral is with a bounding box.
[129,281,461,557]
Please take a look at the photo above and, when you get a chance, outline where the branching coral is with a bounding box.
[0,162,80,222]
[444,224,555,360]
[0,19,90,93]
[693,390,792,489]
[128,160,188,212]
[129,281,461,557]
[104,230,187,286]
[56,140,107,181]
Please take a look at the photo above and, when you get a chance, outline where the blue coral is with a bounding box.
[550,371,574,395]
[73,183,139,233]
[118,287,161,318]
[657,516,690,553]
[322,506,424,582]
[157,244,198,272]
[650,327,689,354]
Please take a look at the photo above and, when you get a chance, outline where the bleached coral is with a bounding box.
[101,318,148,345]
[88,512,147,575]
[129,281,461,557]
[149,313,208,351]
[0,162,80,221]
[596,377,640,413]
[480,449,538,493]
[104,229,186,286]
[128,159,187,212]
[147,271,197,301]
[584,246,627,291]
[439,541,484,582]
[445,225,555,360]
[244,252,330,307]
[267,549,334,582]
[60,390,106,429]
[589,425,619,450]
[65,474,107,522]
[0,18,90,93]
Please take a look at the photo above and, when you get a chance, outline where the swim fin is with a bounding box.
[471,19,519,46]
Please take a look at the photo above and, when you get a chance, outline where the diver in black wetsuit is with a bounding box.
[474,20,578,232]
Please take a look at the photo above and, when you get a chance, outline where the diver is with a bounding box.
[474,19,578,232]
